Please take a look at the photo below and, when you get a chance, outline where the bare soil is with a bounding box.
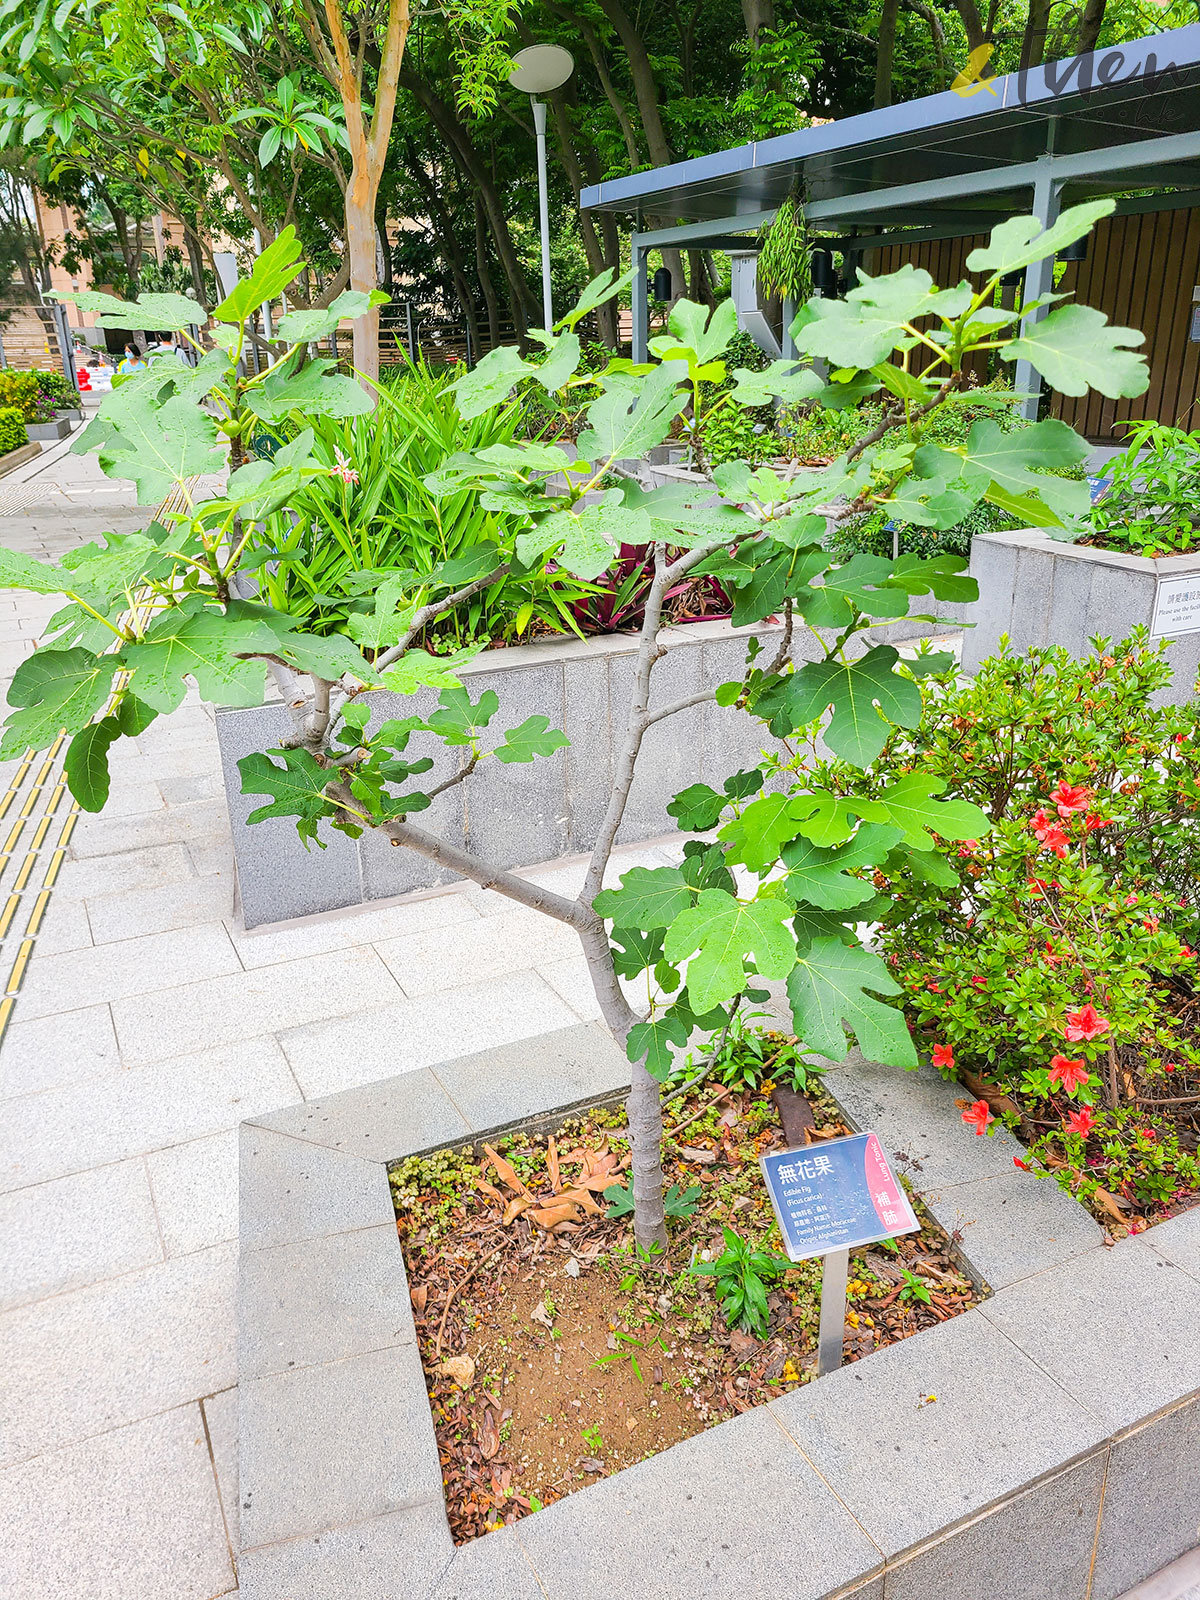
[390,1067,980,1543]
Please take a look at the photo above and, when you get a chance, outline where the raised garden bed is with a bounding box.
[962,528,1200,701]
[0,442,40,479]
[216,617,791,928]
[392,1059,979,1542]
[235,1022,1200,1600]
[24,416,73,442]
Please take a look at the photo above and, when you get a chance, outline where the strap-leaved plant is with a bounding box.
[8,201,1148,1254]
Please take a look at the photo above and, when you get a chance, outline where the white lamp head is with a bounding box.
[507,43,575,94]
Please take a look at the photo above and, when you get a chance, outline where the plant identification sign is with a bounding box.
[760,1132,918,1262]
[1150,574,1200,640]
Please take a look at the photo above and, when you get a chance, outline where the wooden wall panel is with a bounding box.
[860,209,1200,442]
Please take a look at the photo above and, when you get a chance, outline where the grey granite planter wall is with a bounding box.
[217,618,798,929]
[236,1023,1200,1600]
[962,528,1200,700]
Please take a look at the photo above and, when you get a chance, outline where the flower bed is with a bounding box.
[815,637,1200,1233]
[391,1043,978,1542]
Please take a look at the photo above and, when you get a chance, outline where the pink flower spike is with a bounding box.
[961,1100,993,1136]
[331,448,359,486]
[1064,1003,1110,1042]
[931,1043,954,1070]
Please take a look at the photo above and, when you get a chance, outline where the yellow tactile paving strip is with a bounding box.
[0,481,196,1042]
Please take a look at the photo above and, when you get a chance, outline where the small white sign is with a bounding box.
[1151,574,1200,640]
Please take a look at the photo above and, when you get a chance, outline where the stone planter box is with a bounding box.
[217,618,798,929]
[0,441,39,478]
[235,1022,1200,1600]
[25,416,73,442]
[962,528,1200,699]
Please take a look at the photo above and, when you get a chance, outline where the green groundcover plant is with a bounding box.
[1082,419,1200,558]
[811,636,1200,1227]
[0,406,27,455]
[4,200,1149,1252]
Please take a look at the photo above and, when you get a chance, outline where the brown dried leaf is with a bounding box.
[438,1354,475,1387]
[475,1177,506,1208]
[1093,1187,1131,1222]
[483,1143,533,1199]
[555,1186,604,1216]
[529,1201,580,1229]
[547,1135,561,1194]
[502,1195,534,1226]
[478,1408,500,1461]
[410,1284,429,1313]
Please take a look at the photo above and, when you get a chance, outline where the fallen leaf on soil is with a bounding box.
[530,1202,580,1229]
[410,1284,428,1313]
[678,1146,717,1164]
[502,1195,534,1225]
[556,1186,604,1216]
[1093,1187,1131,1222]
[478,1408,500,1460]
[531,1299,555,1330]
[547,1135,561,1193]
[475,1176,507,1208]
[564,1258,581,1278]
[483,1143,533,1199]
[729,1328,758,1357]
[577,1456,605,1474]
[438,1354,475,1387]
[625,1416,638,1431]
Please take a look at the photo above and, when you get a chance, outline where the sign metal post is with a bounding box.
[817,1247,851,1376]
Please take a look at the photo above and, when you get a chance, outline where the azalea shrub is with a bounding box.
[812,634,1200,1228]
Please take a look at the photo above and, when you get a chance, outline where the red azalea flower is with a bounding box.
[1084,812,1109,831]
[1175,733,1187,744]
[1049,1054,1091,1092]
[1144,915,1160,933]
[1013,1156,1030,1171]
[961,1099,993,1136]
[1031,809,1070,857]
[928,982,942,993]
[1181,946,1196,960]
[1124,892,1138,907]
[971,976,986,989]
[1053,780,1093,818]
[1141,1126,1156,1141]
[1165,1062,1177,1073]
[1064,1003,1111,1041]
[931,1043,954,1069]
[1044,940,1061,967]
[1064,1106,1096,1137]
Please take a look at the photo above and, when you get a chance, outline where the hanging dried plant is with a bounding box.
[757,181,812,303]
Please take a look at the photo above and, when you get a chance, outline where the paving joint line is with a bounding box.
[0,480,197,1045]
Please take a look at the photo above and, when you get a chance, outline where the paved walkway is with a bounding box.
[0,433,1192,1600]
[0,435,674,1599]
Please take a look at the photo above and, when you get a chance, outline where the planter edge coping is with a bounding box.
[974,527,1200,576]
[235,1021,1200,1599]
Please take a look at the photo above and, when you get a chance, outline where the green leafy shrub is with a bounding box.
[1084,419,1200,557]
[0,406,28,454]
[32,369,78,411]
[815,636,1200,1224]
[0,370,52,423]
[829,500,1010,563]
[690,1225,791,1336]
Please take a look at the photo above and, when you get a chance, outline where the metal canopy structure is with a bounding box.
[580,24,1200,412]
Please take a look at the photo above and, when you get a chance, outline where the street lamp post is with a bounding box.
[507,44,575,330]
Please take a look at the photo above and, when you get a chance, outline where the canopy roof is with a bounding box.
[580,25,1200,237]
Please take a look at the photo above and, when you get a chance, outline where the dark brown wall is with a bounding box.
[861,208,1200,442]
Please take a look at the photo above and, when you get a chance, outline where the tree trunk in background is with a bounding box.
[474,199,502,347]
[409,154,480,355]
[594,0,674,166]
[874,0,899,106]
[182,223,208,309]
[1074,0,1107,55]
[400,70,536,341]
[740,0,775,48]
[1019,0,1052,70]
[319,0,410,386]
[950,0,986,53]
